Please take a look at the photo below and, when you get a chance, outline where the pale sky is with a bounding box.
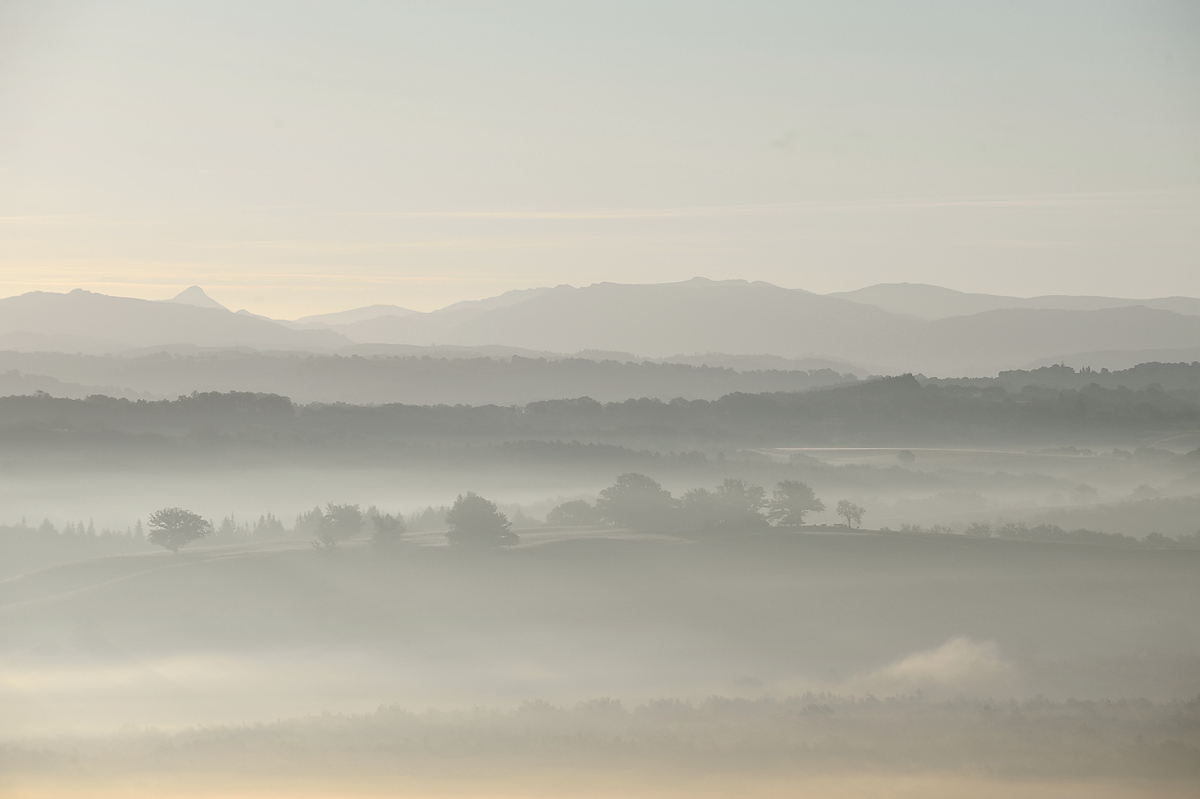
[1,0,1198,317]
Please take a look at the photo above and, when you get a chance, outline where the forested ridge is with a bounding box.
[927,360,1200,401]
[0,350,857,405]
[1,375,1198,452]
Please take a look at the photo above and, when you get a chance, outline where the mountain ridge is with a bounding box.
[164,286,228,312]
[6,281,1200,376]
[830,282,1200,320]
[0,290,349,353]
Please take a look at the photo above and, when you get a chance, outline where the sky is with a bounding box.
[1,0,1198,317]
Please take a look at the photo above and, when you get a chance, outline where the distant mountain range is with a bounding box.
[3,280,1200,377]
[829,283,1200,320]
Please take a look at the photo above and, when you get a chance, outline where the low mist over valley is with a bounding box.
[4,282,1200,798]
[5,3,1200,795]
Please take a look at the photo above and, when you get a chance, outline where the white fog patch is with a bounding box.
[841,637,1013,698]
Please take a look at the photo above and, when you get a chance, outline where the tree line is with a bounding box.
[0,349,856,406]
[8,476,1198,565]
[145,504,410,553]
[130,474,855,555]
[142,494,518,552]
[5,376,1200,454]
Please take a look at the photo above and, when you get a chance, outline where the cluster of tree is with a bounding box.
[297,494,517,550]
[548,473,863,534]
[289,504,406,550]
[132,504,408,554]
[0,493,522,564]
[142,494,522,554]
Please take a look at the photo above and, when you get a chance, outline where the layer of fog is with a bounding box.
[4,435,1198,544]
[1,636,1010,736]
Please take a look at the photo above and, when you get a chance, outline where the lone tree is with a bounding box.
[767,480,825,527]
[836,499,866,529]
[446,492,518,548]
[314,503,363,549]
[147,507,212,553]
[595,473,677,532]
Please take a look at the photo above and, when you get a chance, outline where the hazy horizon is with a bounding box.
[4,4,1200,797]
[12,275,1200,322]
[3,1,1199,317]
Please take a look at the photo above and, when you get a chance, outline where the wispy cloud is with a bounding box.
[0,214,100,225]
[2,189,1193,228]
[338,188,1200,221]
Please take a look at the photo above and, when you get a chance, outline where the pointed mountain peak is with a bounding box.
[166,286,228,311]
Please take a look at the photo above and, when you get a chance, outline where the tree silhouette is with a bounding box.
[314,503,363,549]
[596,473,677,532]
[446,492,518,547]
[679,487,717,531]
[712,478,768,530]
[147,507,212,553]
[767,481,825,527]
[836,499,865,528]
